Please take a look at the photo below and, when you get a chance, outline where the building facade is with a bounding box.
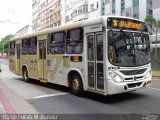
[64,0,88,23]
[153,0,160,33]
[153,0,160,19]
[31,0,160,32]
[32,0,62,32]
[15,25,32,37]
[104,0,153,21]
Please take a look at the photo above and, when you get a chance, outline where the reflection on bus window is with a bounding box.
[108,31,150,67]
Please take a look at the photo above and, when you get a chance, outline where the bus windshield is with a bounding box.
[108,31,150,67]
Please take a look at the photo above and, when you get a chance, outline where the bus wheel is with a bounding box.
[71,74,84,96]
[22,68,30,83]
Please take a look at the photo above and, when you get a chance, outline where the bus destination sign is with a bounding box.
[107,17,148,32]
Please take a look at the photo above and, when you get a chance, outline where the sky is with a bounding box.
[0,0,32,39]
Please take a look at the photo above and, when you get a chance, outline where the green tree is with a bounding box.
[0,34,14,56]
[145,16,160,61]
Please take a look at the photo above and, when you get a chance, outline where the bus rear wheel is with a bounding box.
[22,68,30,83]
[71,74,84,96]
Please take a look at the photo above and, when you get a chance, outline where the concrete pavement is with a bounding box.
[0,64,38,114]
[0,79,38,114]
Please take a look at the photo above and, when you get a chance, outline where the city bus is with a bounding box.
[9,16,152,96]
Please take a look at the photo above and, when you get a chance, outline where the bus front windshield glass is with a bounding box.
[108,31,150,67]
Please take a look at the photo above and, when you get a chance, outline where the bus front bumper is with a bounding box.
[107,78,152,95]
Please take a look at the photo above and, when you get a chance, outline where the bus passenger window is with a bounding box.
[9,41,15,55]
[22,39,29,55]
[28,37,37,55]
[66,28,83,54]
[50,32,65,54]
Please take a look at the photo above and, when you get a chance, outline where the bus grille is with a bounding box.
[127,82,142,88]
[120,68,147,75]
[124,76,143,81]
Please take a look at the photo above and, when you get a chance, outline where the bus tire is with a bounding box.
[22,67,30,83]
[71,74,84,96]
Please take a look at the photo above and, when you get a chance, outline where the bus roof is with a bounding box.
[11,16,146,41]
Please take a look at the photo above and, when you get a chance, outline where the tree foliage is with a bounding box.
[145,16,160,34]
[0,34,14,54]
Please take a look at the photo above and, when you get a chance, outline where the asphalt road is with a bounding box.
[0,59,160,120]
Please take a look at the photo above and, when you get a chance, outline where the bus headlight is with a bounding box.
[109,72,123,83]
[145,70,152,78]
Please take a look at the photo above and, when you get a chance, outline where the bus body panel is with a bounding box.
[9,16,152,96]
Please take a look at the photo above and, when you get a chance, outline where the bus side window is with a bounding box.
[28,37,37,55]
[50,31,65,54]
[9,41,15,55]
[66,28,83,54]
[22,39,29,55]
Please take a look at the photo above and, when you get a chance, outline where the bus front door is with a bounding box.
[16,44,21,74]
[38,40,46,81]
[87,33,104,92]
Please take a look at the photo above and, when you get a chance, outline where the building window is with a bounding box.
[147,9,153,16]
[72,9,77,17]
[50,24,53,28]
[50,32,65,54]
[90,4,94,11]
[65,15,69,22]
[58,21,61,26]
[112,0,116,14]
[121,0,125,15]
[58,11,61,16]
[66,28,83,54]
[78,5,88,15]
[54,23,57,27]
[50,15,54,21]
[133,0,139,19]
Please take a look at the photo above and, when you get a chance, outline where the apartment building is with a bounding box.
[32,0,62,32]
[31,0,160,32]
[15,25,32,37]
[64,0,88,23]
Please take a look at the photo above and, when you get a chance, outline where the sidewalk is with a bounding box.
[152,70,160,78]
[0,55,8,60]
[0,79,38,114]
[0,90,16,114]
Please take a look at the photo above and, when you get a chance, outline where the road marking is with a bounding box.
[32,92,69,99]
[148,87,160,91]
